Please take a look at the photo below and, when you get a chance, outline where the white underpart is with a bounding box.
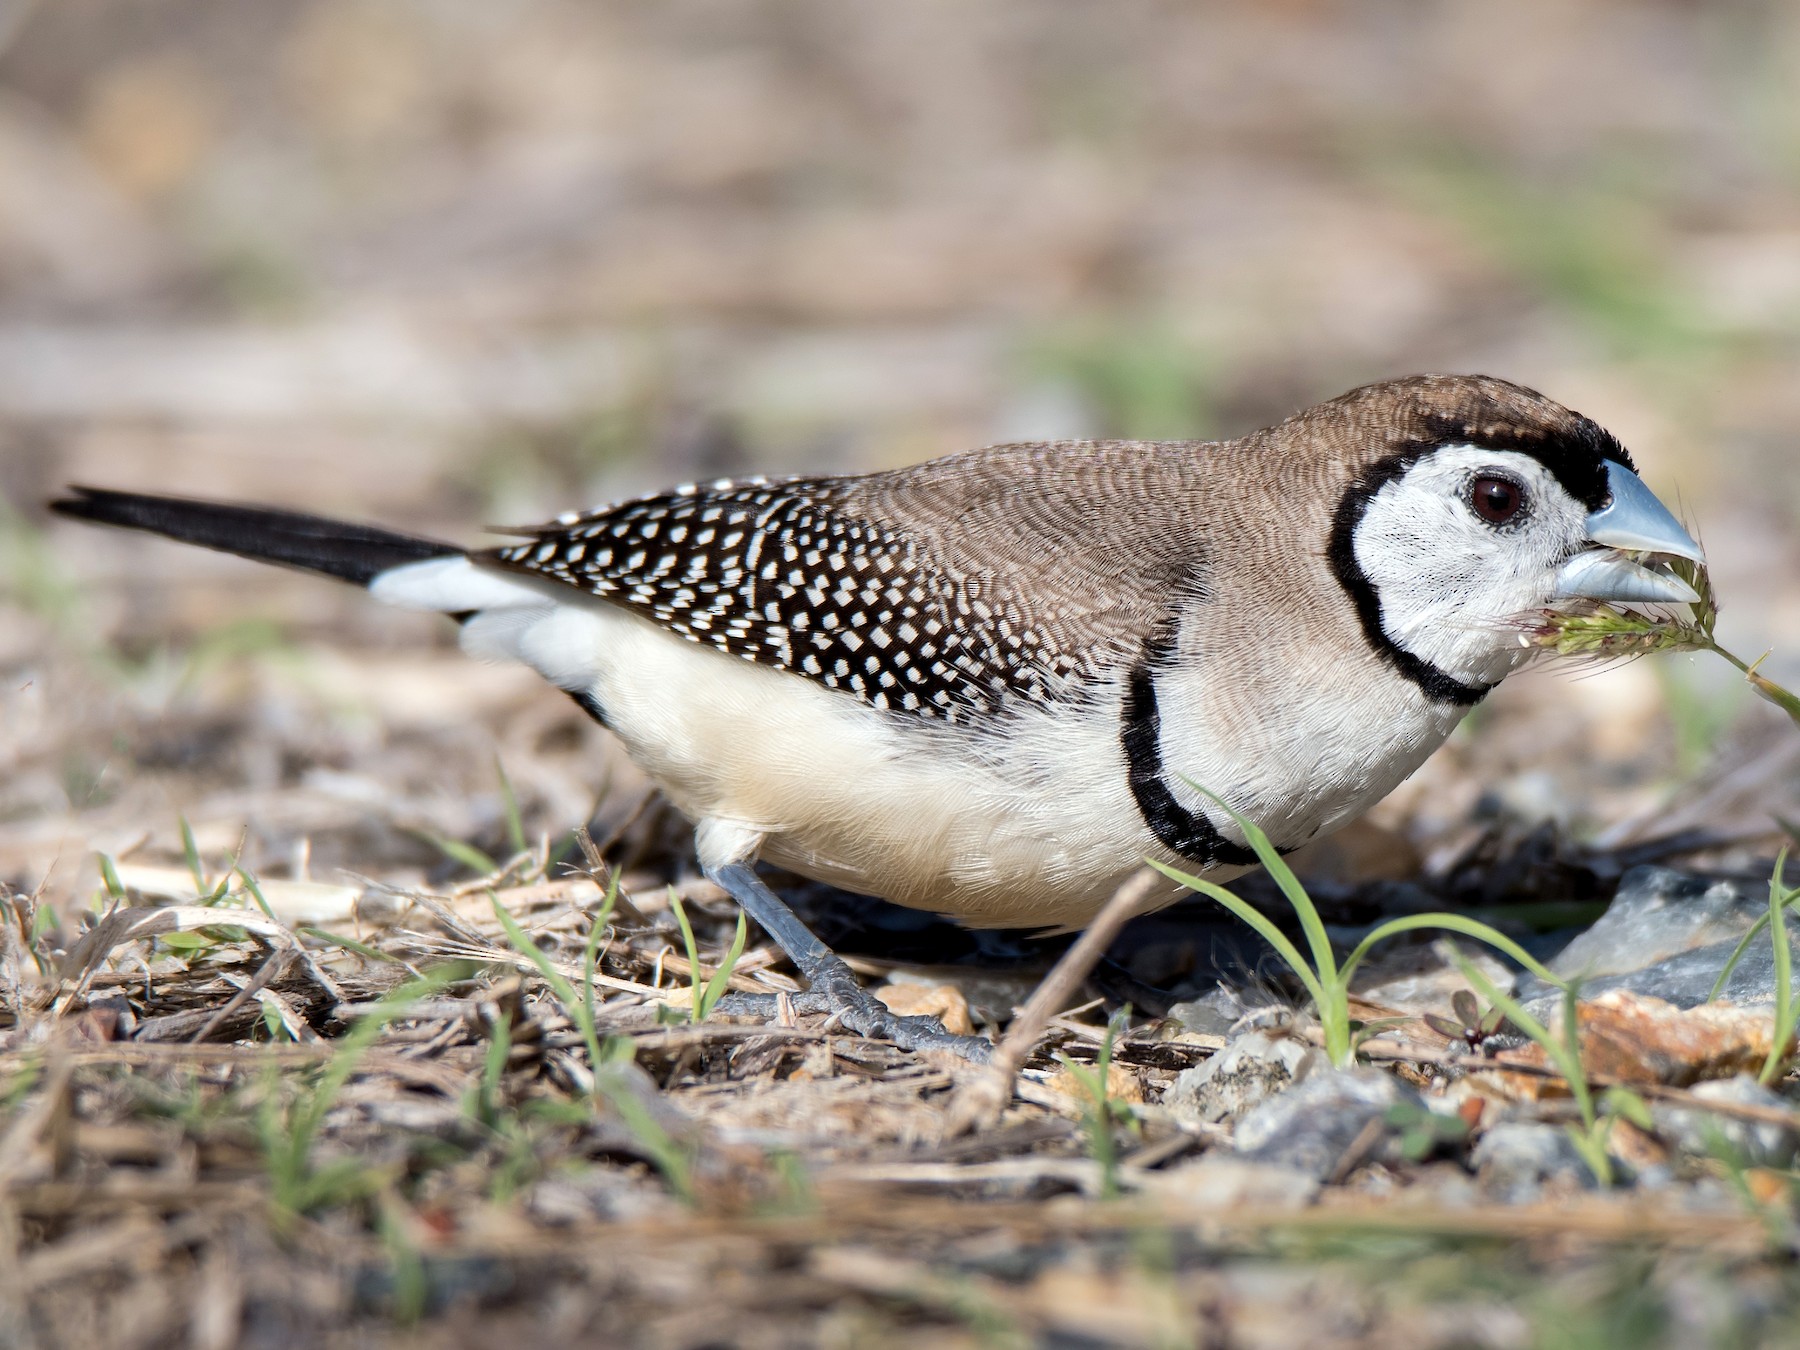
[370,555,1158,928]
[1351,446,1592,688]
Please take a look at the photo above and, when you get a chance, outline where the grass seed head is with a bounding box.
[1527,556,1717,660]
[1527,554,1800,730]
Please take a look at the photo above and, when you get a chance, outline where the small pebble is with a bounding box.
[1653,1075,1799,1169]
[1233,1069,1422,1181]
[1471,1122,1599,1202]
[1165,1030,1320,1127]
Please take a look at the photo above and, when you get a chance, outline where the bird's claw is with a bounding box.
[714,961,992,1063]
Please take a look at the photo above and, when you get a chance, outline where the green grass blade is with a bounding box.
[1181,780,1339,986]
[235,868,279,923]
[269,969,454,1216]
[1148,858,1327,1010]
[1447,946,1594,1126]
[1760,848,1794,1085]
[495,756,528,857]
[1342,913,1567,989]
[488,894,694,1202]
[97,853,127,904]
[697,912,748,1022]
[300,926,411,968]
[296,970,454,1145]
[474,1010,512,1130]
[583,868,620,1034]
[668,888,705,1025]
[489,892,604,1071]
[1708,913,1774,1004]
[179,816,206,894]
[415,831,499,877]
[1710,851,1800,1006]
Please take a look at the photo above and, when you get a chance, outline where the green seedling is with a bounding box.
[1155,788,1567,1068]
[97,852,127,905]
[235,868,279,922]
[300,927,412,969]
[667,889,749,1025]
[1447,949,1651,1188]
[468,1007,512,1133]
[169,819,264,915]
[1423,988,1514,1052]
[413,830,500,878]
[582,869,620,1034]
[1704,849,1800,1085]
[1054,1005,1134,1200]
[375,1192,429,1324]
[1705,849,1799,1001]
[458,1004,548,1205]
[495,757,528,859]
[409,761,535,883]
[96,845,237,952]
[179,815,207,894]
[1384,1100,1471,1163]
[259,968,455,1221]
[489,892,695,1203]
[1763,850,1798,1086]
[488,895,604,1073]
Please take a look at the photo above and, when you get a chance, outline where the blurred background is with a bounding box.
[4,0,1800,899]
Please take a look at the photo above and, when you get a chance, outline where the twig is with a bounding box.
[945,868,1160,1136]
[189,947,294,1043]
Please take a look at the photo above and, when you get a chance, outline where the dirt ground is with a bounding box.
[6,4,1800,1346]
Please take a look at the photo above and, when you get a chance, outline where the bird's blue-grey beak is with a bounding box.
[1554,461,1704,604]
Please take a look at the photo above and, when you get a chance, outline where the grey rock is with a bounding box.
[1549,866,1763,980]
[1168,986,1287,1037]
[1233,1069,1422,1180]
[1165,1031,1321,1127]
[1653,1075,1799,1168]
[1518,935,1793,1022]
[1515,866,1792,1015]
[1472,1122,1600,1202]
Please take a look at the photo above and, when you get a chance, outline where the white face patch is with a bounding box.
[1350,445,1593,687]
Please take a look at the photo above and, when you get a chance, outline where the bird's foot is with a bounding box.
[716,957,992,1063]
[702,857,993,1062]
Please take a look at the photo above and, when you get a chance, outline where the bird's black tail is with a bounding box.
[48,486,462,586]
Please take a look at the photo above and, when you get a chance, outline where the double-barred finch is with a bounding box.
[51,375,1705,1060]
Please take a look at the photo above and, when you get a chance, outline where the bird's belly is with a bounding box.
[473,597,1464,931]
[505,603,1154,925]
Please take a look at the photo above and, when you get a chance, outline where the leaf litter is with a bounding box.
[5,564,1800,1346]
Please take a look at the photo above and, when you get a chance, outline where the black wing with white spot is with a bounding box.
[485,477,1084,720]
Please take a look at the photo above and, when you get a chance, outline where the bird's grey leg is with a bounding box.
[704,860,992,1063]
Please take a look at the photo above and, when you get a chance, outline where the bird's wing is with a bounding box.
[481,444,1215,720]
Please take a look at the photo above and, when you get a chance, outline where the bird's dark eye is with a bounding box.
[1470,475,1524,525]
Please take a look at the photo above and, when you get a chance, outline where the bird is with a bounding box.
[50,374,1704,1061]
